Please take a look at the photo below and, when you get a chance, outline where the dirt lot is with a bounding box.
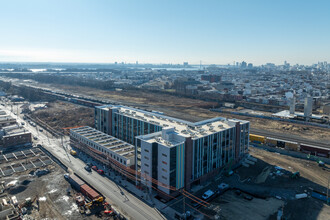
[30,101,94,131]
[38,83,330,142]
[186,147,330,220]
[0,147,110,220]
[209,190,284,220]
[1,163,83,219]
[245,148,330,220]
[249,147,329,188]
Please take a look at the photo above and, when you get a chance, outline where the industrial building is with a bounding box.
[0,125,31,149]
[95,105,250,198]
[70,126,135,167]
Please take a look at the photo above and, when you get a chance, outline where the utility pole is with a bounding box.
[327,177,329,205]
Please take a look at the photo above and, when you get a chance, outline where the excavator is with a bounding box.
[307,154,325,167]
[85,196,104,209]
[19,196,38,209]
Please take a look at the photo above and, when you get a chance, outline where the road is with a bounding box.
[0,102,167,220]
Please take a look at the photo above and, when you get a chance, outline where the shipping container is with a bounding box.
[69,174,85,190]
[80,184,100,200]
[311,190,330,203]
[285,141,299,151]
[265,137,277,147]
[300,144,330,158]
[249,134,265,144]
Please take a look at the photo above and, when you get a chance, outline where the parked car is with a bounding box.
[21,122,25,125]
[84,166,92,172]
[92,166,98,171]
[202,190,214,200]
[33,136,38,140]
[97,169,104,175]
[86,163,92,167]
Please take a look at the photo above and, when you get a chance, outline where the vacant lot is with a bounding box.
[30,101,94,131]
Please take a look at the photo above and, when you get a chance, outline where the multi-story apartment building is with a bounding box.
[95,105,249,198]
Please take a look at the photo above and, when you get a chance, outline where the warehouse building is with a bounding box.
[95,105,249,197]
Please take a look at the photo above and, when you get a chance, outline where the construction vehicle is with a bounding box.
[70,150,77,156]
[19,196,37,208]
[290,171,300,179]
[307,154,325,167]
[85,196,104,209]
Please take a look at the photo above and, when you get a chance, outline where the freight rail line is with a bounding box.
[250,128,329,148]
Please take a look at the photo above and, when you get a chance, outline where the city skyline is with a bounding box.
[1,0,330,65]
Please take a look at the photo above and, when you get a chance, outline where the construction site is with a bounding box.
[0,146,119,220]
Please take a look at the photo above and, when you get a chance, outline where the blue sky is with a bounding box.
[0,0,329,65]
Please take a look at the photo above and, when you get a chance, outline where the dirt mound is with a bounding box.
[21,180,32,186]
[8,185,27,195]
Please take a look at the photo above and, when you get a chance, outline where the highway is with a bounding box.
[250,128,329,148]
[0,102,167,220]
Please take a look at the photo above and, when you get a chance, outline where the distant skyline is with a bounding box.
[0,0,330,65]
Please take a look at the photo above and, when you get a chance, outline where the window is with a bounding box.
[162,168,167,173]
[162,153,167,157]
[145,171,149,175]
[144,149,149,153]
[162,161,167,165]
[144,163,149,167]
[162,176,167,180]
[144,156,149,160]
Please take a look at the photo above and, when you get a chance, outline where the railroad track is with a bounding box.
[250,128,329,148]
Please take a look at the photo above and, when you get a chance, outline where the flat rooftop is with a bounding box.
[140,131,185,147]
[273,110,324,119]
[98,105,249,140]
[71,126,135,159]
